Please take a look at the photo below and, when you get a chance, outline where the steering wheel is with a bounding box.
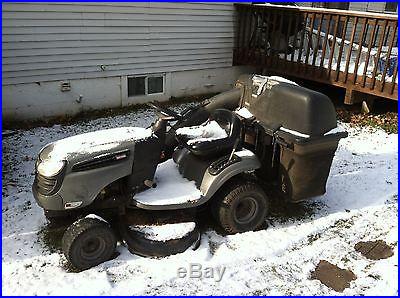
[146,102,182,120]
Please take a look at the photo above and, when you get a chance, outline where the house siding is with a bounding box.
[2,2,237,85]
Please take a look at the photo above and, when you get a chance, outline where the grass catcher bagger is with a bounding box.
[33,74,347,270]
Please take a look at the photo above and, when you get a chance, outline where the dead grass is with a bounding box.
[2,93,214,131]
[337,108,398,134]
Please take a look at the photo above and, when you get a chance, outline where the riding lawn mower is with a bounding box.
[33,74,347,270]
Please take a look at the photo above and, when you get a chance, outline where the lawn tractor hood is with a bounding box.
[34,127,157,211]
[37,127,154,174]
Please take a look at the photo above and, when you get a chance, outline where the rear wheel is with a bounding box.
[62,217,117,270]
[212,182,269,234]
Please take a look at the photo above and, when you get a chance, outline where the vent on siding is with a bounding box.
[60,81,71,92]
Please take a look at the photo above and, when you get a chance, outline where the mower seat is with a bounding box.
[176,109,242,158]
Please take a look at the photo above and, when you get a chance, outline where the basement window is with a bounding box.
[385,2,397,13]
[128,75,164,97]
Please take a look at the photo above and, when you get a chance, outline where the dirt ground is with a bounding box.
[311,260,357,292]
[355,240,394,260]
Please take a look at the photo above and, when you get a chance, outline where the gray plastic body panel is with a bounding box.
[200,152,261,199]
[33,141,137,210]
[130,152,261,210]
[58,152,135,208]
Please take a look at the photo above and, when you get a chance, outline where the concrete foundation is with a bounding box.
[2,66,252,122]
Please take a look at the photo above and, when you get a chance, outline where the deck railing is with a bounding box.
[233,4,398,102]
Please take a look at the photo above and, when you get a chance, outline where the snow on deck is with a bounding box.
[279,42,398,83]
[2,103,398,295]
[133,159,202,206]
[130,222,196,242]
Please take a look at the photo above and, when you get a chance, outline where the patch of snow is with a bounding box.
[235,107,254,119]
[324,126,347,136]
[130,222,196,242]
[280,127,311,138]
[133,159,202,206]
[251,75,298,98]
[269,76,298,86]
[234,149,255,158]
[252,75,270,97]
[2,102,398,295]
[85,214,109,224]
[176,120,227,145]
[41,126,152,163]
[278,28,398,83]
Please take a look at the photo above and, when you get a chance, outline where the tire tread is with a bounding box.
[212,181,269,234]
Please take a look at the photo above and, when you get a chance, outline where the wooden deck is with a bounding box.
[233,4,398,103]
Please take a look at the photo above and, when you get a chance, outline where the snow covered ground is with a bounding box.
[2,104,398,295]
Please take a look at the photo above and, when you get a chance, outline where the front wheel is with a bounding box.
[212,182,269,234]
[62,217,117,270]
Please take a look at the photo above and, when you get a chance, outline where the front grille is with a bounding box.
[35,173,59,196]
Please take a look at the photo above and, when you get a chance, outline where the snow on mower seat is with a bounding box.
[175,109,242,158]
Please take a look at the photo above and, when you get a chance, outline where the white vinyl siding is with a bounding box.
[349,2,390,13]
[2,2,236,85]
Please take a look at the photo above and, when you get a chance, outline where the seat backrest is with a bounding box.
[189,109,242,158]
[210,108,241,138]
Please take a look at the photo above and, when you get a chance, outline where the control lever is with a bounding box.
[228,138,241,162]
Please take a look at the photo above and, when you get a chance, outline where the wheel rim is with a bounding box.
[234,197,258,224]
[80,236,107,261]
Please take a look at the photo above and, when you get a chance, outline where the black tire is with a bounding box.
[212,182,269,234]
[62,217,117,270]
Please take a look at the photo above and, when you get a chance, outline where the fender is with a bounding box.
[200,150,261,199]
[130,150,261,211]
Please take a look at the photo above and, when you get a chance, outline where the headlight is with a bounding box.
[35,158,40,170]
[37,159,66,177]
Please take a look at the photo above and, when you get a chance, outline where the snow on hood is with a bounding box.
[176,120,227,145]
[40,127,153,162]
[130,222,196,242]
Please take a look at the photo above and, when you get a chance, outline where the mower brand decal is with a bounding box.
[115,153,127,160]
